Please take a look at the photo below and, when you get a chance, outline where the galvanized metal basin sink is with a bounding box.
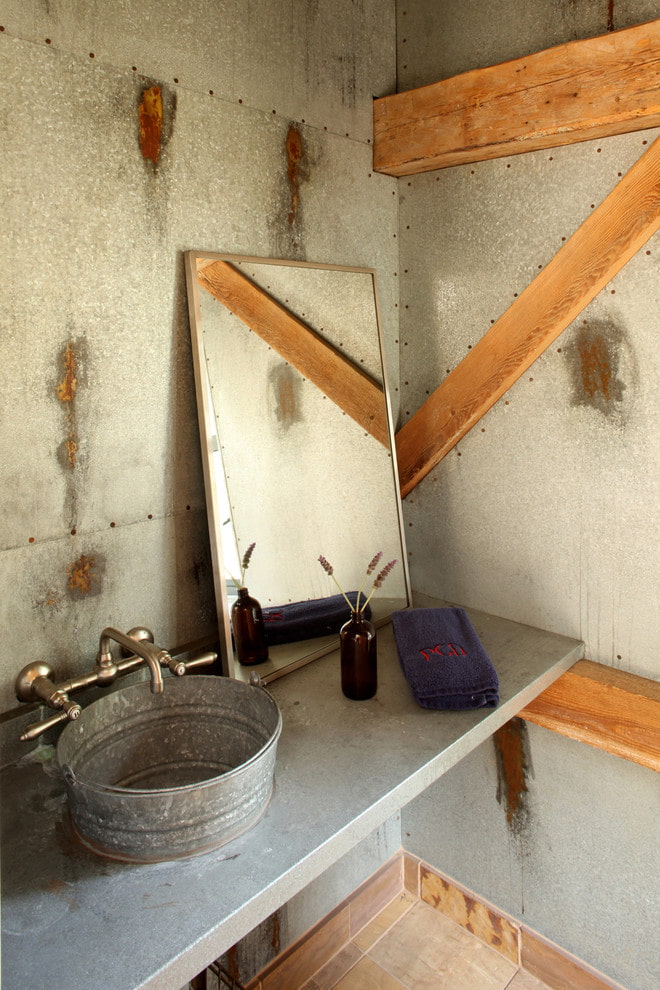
[56,675,282,862]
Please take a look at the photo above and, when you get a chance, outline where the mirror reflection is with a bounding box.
[185,253,410,682]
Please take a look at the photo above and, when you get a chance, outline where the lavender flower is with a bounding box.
[241,542,256,574]
[356,551,383,610]
[361,559,398,610]
[318,554,353,610]
[318,551,398,615]
[226,541,257,588]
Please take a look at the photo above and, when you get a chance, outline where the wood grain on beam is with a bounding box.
[520,660,660,772]
[197,260,389,446]
[395,135,660,497]
[374,21,660,176]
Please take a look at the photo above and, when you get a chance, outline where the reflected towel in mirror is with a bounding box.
[263,593,371,646]
[392,607,499,709]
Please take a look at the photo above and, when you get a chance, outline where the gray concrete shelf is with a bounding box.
[1,598,582,990]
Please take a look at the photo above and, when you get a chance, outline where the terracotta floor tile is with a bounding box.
[353,892,417,952]
[368,900,517,990]
[332,955,408,990]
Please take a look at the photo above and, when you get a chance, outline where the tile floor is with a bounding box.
[300,892,554,990]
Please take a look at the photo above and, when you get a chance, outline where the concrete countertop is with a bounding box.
[1,599,583,990]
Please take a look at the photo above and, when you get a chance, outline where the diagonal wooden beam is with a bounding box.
[395,135,660,497]
[197,260,389,446]
[520,660,660,772]
[374,20,660,175]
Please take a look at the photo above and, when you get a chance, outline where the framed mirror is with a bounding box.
[184,252,411,682]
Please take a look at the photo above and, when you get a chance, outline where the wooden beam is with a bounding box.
[520,660,660,772]
[394,134,660,497]
[197,260,389,447]
[374,21,660,176]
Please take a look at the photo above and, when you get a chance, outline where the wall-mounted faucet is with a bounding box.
[97,626,168,694]
[15,627,217,741]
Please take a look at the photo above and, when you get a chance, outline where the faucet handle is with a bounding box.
[166,650,218,677]
[20,705,81,742]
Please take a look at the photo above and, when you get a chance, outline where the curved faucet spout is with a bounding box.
[98,628,167,694]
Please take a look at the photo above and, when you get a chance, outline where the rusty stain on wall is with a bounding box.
[138,86,163,163]
[566,318,631,423]
[493,717,531,835]
[56,339,79,469]
[67,553,104,598]
[270,911,281,955]
[33,589,64,612]
[270,364,302,428]
[607,0,615,32]
[56,341,77,404]
[286,124,303,226]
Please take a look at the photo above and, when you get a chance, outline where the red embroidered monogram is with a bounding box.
[419,643,468,662]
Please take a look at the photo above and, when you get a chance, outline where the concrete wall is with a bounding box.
[0,0,398,722]
[397,4,659,989]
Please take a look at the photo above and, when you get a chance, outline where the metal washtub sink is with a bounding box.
[56,675,282,862]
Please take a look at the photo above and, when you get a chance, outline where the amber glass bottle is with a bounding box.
[231,587,269,665]
[339,611,377,700]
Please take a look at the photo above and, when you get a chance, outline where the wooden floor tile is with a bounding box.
[353,892,417,952]
[368,900,517,990]
[349,857,403,937]
[332,955,408,989]
[306,942,363,990]
[261,905,349,990]
[506,970,555,989]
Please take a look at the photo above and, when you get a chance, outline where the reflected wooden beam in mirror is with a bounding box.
[197,259,389,446]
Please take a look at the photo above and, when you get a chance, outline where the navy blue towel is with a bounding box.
[391,607,499,709]
[262,593,370,646]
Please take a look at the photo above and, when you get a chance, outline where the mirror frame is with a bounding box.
[184,251,411,682]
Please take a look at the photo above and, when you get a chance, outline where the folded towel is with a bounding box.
[391,607,499,710]
[262,593,370,646]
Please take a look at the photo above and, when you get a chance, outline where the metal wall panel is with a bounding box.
[0,2,398,715]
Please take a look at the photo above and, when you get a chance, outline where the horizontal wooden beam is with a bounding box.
[374,20,660,175]
[520,660,660,773]
[394,134,660,497]
[197,260,389,446]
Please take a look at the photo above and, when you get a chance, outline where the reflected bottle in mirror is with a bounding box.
[231,587,269,665]
[340,611,377,700]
